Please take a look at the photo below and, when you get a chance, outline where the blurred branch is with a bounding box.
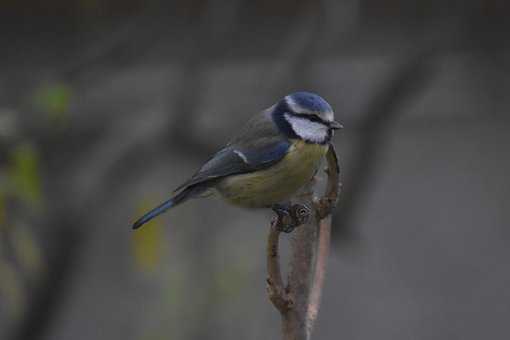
[100,0,245,196]
[332,49,437,243]
[330,13,492,244]
[9,217,84,340]
[267,146,339,340]
[61,19,157,79]
[269,0,323,91]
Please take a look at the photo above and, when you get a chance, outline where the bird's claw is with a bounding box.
[291,204,311,225]
[272,203,311,233]
[279,223,296,234]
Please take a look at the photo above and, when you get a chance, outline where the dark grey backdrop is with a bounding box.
[1,1,509,339]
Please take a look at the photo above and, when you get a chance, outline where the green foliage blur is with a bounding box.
[33,82,72,126]
[0,122,44,322]
[132,201,168,272]
[7,144,42,208]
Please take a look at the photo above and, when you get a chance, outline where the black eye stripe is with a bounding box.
[289,113,328,125]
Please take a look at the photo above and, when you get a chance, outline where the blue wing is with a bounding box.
[174,139,290,192]
[133,110,289,229]
[174,109,291,191]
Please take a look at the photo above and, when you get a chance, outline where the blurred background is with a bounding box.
[1,0,509,339]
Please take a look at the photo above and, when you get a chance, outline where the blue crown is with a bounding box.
[286,91,333,114]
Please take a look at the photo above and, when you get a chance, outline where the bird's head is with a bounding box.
[272,91,342,144]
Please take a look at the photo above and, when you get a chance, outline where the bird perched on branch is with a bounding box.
[132,91,342,232]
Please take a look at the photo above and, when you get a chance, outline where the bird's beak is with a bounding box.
[329,120,343,130]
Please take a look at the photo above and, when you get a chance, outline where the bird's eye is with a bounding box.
[292,113,325,124]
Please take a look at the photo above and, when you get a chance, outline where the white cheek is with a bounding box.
[284,114,329,143]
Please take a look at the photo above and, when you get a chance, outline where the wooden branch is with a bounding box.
[266,221,292,313]
[266,145,340,340]
[306,145,339,335]
[306,216,331,332]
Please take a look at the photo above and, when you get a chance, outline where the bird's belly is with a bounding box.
[216,141,328,208]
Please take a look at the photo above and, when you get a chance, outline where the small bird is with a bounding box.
[132,91,342,231]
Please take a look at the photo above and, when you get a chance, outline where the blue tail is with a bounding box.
[132,185,205,229]
[132,198,174,229]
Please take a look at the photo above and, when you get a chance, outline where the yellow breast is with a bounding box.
[216,140,328,208]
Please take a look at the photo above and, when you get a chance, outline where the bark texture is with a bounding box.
[267,145,340,340]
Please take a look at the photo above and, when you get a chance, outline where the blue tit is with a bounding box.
[132,91,342,230]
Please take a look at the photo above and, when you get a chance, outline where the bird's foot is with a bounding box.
[271,203,311,233]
